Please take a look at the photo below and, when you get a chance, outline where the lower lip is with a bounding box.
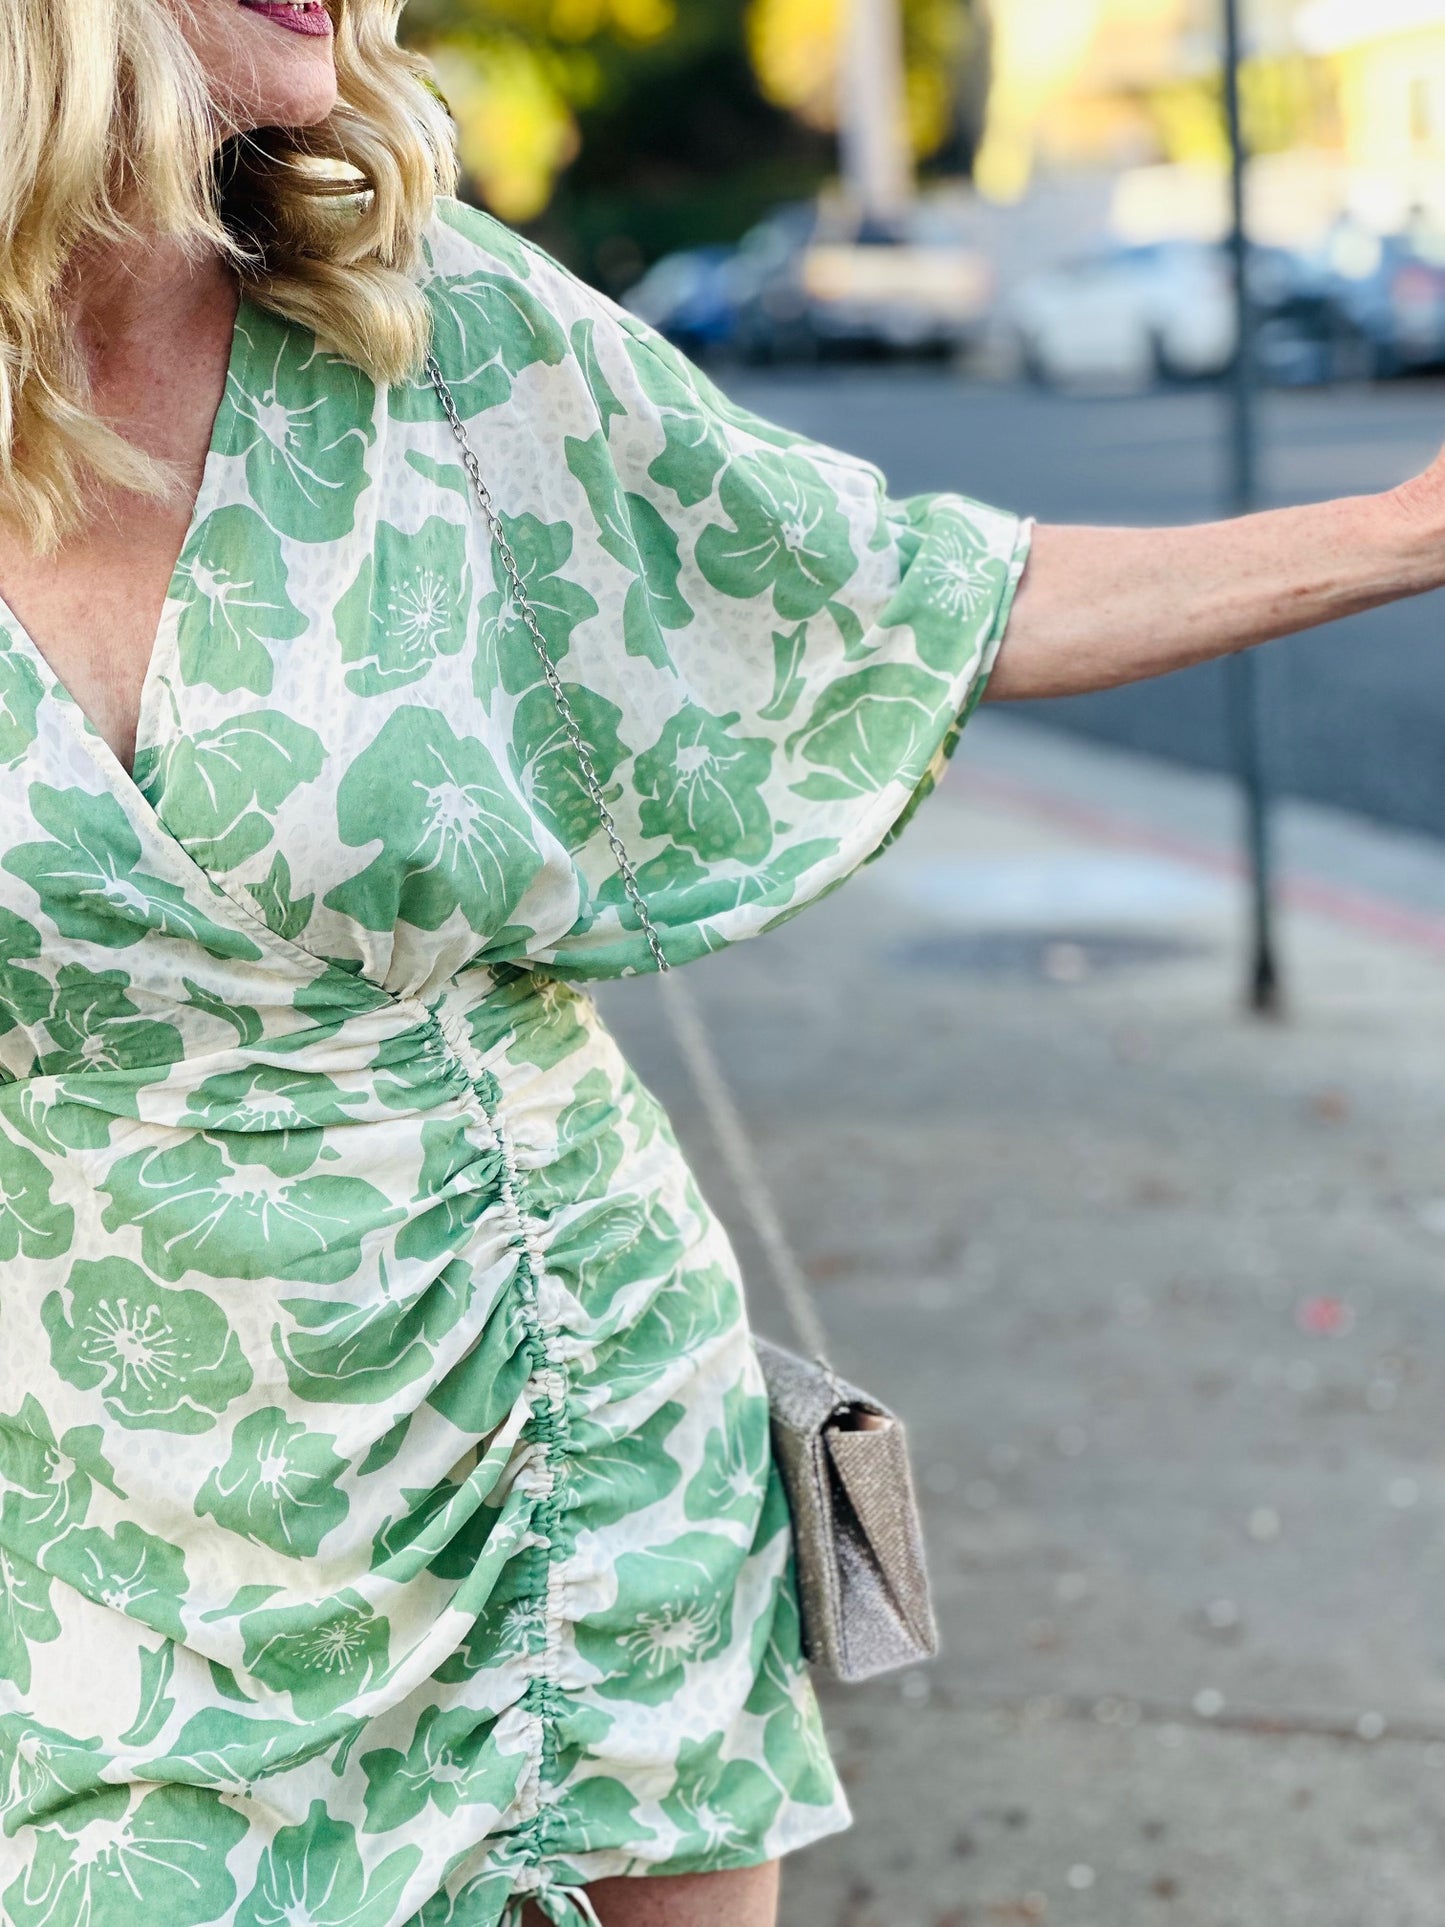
[237,0,333,35]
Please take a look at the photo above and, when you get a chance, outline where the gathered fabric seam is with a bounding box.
[421,999,573,1902]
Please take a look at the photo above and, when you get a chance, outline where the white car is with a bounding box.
[1006,242,1237,390]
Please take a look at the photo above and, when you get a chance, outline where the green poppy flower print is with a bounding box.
[325,706,542,936]
[0,907,49,1038]
[42,1258,253,1434]
[633,705,775,864]
[436,195,535,277]
[137,1705,331,1792]
[620,333,730,508]
[245,849,315,943]
[335,515,472,696]
[47,1520,188,1640]
[683,1378,769,1525]
[616,311,804,455]
[744,1558,839,1808]
[3,1783,247,1927]
[786,661,955,801]
[0,1716,107,1839]
[565,431,693,666]
[239,1800,421,1927]
[573,316,627,436]
[548,837,833,963]
[179,1064,366,1177]
[493,970,590,1071]
[579,1260,743,1411]
[564,1398,686,1531]
[474,512,599,698]
[0,1516,60,1692]
[526,1069,626,1209]
[169,504,305,696]
[238,1591,390,1718]
[0,629,44,766]
[3,784,263,959]
[0,1124,75,1262]
[396,1116,503,1262]
[0,1395,121,1562]
[195,1407,350,1557]
[224,304,376,542]
[548,1194,688,1326]
[393,266,567,421]
[574,1533,738,1706]
[658,1732,784,1866]
[36,965,186,1078]
[137,710,326,872]
[100,1137,399,1284]
[527,1771,652,1856]
[696,448,859,620]
[919,510,1012,615]
[508,680,628,851]
[120,1637,178,1749]
[761,621,810,723]
[276,1257,475,1408]
[359,1705,525,1834]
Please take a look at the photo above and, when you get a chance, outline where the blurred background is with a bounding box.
[396,0,1445,840]
[405,5,1445,1922]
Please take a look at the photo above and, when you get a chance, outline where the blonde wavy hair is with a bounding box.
[0,0,457,552]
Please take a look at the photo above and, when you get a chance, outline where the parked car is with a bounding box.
[725,202,820,363]
[620,245,738,359]
[1005,242,1233,389]
[728,200,995,364]
[1314,221,1445,377]
[1004,240,1361,391]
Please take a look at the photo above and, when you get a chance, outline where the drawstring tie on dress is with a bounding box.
[502,1874,606,1927]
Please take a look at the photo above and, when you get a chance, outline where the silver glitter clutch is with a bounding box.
[659,979,940,1683]
[753,1337,938,1680]
[431,356,941,1684]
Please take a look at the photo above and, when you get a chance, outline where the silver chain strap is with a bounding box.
[427,353,670,975]
[656,966,843,1389]
[427,355,840,1381]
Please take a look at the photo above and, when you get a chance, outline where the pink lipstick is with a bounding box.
[237,0,333,36]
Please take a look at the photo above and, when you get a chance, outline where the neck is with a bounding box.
[68,231,238,389]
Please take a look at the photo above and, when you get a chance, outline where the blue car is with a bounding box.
[621,246,739,358]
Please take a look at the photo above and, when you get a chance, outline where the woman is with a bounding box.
[0,5,1439,1925]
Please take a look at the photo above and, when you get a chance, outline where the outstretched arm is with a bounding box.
[986,459,1445,702]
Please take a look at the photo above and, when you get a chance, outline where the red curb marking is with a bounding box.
[946,764,1445,960]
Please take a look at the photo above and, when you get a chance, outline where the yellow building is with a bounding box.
[980,0,1445,230]
[976,0,1306,199]
[1296,0,1445,220]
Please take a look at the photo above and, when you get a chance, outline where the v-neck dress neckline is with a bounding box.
[0,289,250,794]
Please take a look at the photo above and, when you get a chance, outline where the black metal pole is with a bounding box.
[1223,0,1282,1016]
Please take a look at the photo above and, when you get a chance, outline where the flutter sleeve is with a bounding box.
[446,210,1033,977]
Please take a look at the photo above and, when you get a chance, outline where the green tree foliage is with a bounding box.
[401,0,979,281]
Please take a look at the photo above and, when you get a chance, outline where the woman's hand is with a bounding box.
[986,455,1445,703]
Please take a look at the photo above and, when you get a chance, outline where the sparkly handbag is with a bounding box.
[658,982,940,1682]
[430,357,941,1685]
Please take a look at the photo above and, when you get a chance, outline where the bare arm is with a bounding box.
[985,462,1445,702]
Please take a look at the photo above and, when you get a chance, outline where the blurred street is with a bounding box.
[440,2,1445,1915]
[600,712,1445,1927]
[720,364,1445,837]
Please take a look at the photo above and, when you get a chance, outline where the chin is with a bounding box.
[221,77,337,133]
[266,77,339,128]
[183,0,341,134]
[224,69,338,133]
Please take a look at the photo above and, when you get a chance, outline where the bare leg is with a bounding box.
[521,1860,780,1927]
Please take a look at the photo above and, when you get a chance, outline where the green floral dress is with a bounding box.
[0,199,1030,1926]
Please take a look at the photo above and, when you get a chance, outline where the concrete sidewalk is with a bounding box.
[598,714,1445,1927]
